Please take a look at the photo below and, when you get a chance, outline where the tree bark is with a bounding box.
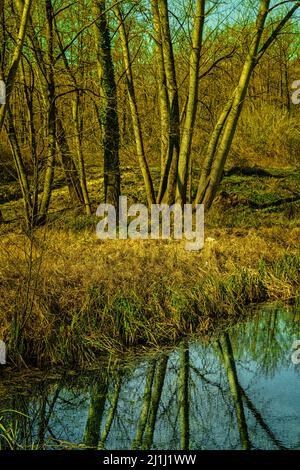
[56,117,85,208]
[113,1,155,206]
[195,0,271,209]
[38,0,56,224]
[176,0,205,205]
[0,0,33,131]
[92,0,120,209]
[157,0,180,204]
[151,0,169,202]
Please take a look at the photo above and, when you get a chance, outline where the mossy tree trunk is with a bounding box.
[92,0,120,210]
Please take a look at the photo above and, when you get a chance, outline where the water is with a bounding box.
[0,306,299,450]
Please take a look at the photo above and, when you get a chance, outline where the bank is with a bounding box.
[0,225,299,367]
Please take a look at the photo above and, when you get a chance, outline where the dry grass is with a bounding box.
[0,226,299,367]
[231,103,300,168]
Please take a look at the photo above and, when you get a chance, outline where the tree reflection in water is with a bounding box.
[0,306,299,450]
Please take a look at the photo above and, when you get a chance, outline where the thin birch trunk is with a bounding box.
[157,0,180,204]
[176,0,205,205]
[113,1,155,206]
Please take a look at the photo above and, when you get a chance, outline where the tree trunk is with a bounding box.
[6,104,33,227]
[194,93,234,206]
[113,2,155,206]
[0,0,33,131]
[151,0,169,202]
[157,0,180,204]
[38,0,56,224]
[21,59,39,227]
[202,1,270,209]
[92,0,120,209]
[176,0,205,205]
[56,117,85,209]
[53,14,92,215]
[72,91,91,214]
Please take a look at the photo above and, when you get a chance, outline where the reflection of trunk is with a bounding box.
[56,117,85,208]
[37,384,61,449]
[9,394,31,449]
[218,333,250,450]
[142,355,168,449]
[37,395,47,449]
[83,379,108,449]
[92,0,120,209]
[132,360,156,450]
[241,387,287,450]
[99,374,122,449]
[179,341,190,450]
[113,2,155,206]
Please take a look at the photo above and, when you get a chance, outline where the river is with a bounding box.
[0,305,299,450]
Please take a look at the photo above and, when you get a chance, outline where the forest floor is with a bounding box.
[1,165,300,231]
[0,165,299,366]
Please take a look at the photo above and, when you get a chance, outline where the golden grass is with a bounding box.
[0,226,299,366]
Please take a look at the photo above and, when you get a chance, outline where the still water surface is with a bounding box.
[0,306,299,450]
